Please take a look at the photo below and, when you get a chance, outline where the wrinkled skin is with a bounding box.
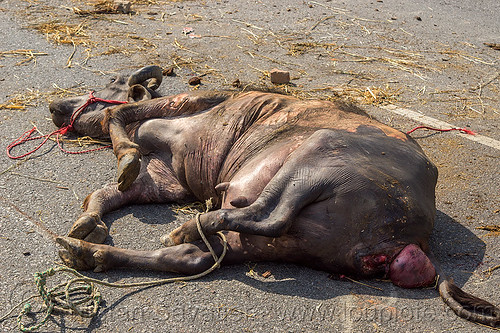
[49,67,500,327]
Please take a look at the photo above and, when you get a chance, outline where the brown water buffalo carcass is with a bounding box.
[49,65,500,327]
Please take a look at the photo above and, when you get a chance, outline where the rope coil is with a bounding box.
[1,213,226,332]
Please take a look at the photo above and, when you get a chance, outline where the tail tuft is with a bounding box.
[440,279,500,327]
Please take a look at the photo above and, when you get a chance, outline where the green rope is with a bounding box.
[1,213,226,332]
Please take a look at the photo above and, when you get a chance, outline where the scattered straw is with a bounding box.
[171,198,214,217]
[31,21,90,46]
[287,42,337,56]
[335,50,437,79]
[342,276,383,291]
[310,15,334,31]
[363,85,401,105]
[341,44,425,59]
[218,304,256,320]
[231,19,263,30]
[101,46,127,56]
[170,201,206,217]
[439,50,495,66]
[49,83,86,99]
[10,172,62,185]
[309,84,400,105]
[50,135,112,148]
[476,225,500,237]
[0,90,42,110]
[130,0,164,4]
[0,49,48,65]
[484,43,500,51]
[73,0,128,15]
[170,53,203,72]
[128,34,158,50]
[172,38,200,55]
[482,264,500,278]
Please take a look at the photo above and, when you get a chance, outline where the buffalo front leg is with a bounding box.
[113,135,141,192]
[68,182,149,243]
[105,92,231,191]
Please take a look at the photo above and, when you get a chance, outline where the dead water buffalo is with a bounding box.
[49,65,499,327]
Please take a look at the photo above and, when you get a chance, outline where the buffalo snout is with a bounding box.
[49,97,80,127]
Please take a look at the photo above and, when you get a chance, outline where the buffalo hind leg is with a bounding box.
[57,231,269,274]
[167,129,342,245]
[57,235,226,274]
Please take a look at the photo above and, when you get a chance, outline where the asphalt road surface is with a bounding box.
[0,0,498,332]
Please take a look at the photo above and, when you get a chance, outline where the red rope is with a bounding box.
[6,91,127,159]
[406,126,476,135]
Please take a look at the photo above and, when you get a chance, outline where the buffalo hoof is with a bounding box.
[165,220,201,246]
[67,212,108,244]
[160,233,175,247]
[117,149,141,192]
[56,236,108,272]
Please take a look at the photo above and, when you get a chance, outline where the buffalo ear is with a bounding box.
[127,84,152,103]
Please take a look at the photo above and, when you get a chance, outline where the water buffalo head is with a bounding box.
[49,65,163,138]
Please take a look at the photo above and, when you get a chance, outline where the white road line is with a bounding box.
[381,104,500,151]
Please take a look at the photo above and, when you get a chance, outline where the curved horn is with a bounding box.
[127,65,163,90]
